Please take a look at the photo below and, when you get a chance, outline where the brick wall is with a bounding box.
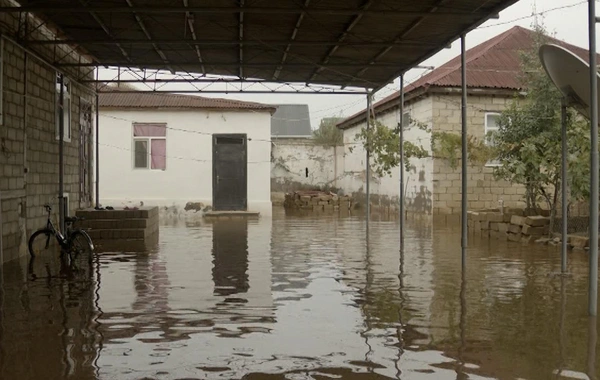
[0,4,94,262]
[431,92,527,214]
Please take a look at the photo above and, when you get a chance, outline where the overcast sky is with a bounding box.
[99,0,597,129]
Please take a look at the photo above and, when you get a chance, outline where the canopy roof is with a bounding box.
[7,0,518,91]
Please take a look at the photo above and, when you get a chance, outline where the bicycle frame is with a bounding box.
[43,207,68,247]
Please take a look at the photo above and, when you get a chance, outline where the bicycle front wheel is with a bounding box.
[68,230,94,272]
[28,229,57,258]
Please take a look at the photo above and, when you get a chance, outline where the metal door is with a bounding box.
[79,100,93,208]
[213,134,247,211]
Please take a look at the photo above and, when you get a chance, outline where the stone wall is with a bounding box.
[0,5,94,263]
[431,92,527,214]
[271,138,339,192]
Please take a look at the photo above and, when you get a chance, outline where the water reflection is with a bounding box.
[0,213,598,379]
[212,220,249,296]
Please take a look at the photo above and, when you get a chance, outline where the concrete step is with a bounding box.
[78,218,150,230]
[86,228,153,240]
[76,207,158,220]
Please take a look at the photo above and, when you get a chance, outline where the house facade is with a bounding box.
[1,4,95,263]
[98,88,275,217]
[337,26,592,215]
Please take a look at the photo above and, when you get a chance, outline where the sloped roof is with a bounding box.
[338,26,596,129]
[271,104,312,137]
[99,85,276,112]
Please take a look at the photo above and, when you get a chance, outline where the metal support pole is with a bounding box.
[95,91,100,209]
[460,34,468,268]
[589,0,598,316]
[366,93,372,222]
[561,99,569,274]
[399,75,405,251]
[58,73,65,234]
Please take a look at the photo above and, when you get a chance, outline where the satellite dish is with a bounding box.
[539,43,600,120]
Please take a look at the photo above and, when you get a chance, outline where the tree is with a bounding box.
[492,22,590,228]
[312,116,344,145]
[351,117,493,177]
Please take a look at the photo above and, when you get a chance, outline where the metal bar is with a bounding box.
[0,190,3,265]
[25,39,441,47]
[308,0,373,82]
[561,99,568,274]
[57,61,404,68]
[273,0,310,80]
[0,6,490,16]
[239,0,244,79]
[589,0,599,317]
[58,74,65,233]
[399,75,405,252]
[588,315,598,378]
[125,0,173,72]
[371,0,519,95]
[183,0,206,74]
[83,78,366,85]
[460,33,468,268]
[366,93,372,222]
[95,90,100,209]
[95,89,369,94]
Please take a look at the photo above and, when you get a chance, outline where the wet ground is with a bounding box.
[0,209,599,379]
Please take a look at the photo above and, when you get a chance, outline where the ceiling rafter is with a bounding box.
[77,0,132,64]
[239,0,244,79]
[273,0,310,81]
[124,0,174,73]
[23,38,441,48]
[183,0,205,74]
[0,5,492,17]
[346,0,452,86]
[56,61,406,68]
[307,0,373,84]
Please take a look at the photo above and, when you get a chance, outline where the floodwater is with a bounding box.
[0,209,599,380]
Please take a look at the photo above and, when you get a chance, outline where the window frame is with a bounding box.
[55,74,72,142]
[132,123,167,171]
[484,112,501,167]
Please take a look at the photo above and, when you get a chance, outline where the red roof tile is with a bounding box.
[338,26,595,128]
[99,85,276,112]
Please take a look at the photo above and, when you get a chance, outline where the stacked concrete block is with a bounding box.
[284,191,353,211]
[468,209,550,244]
[76,207,160,252]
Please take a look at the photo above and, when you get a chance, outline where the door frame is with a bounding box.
[212,133,248,211]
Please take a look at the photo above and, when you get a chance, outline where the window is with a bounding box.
[55,74,71,142]
[133,123,167,170]
[401,111,410,128]
[485,113,501,166]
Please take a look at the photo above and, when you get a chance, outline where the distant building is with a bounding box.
[337,26,595,215]
[271,104,312,139]
[98,86,276,216]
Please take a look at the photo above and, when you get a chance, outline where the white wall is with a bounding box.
[271,139,338,191]
[99,109,273,216]
[340,96,434,213]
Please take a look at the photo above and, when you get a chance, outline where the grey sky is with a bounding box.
[98,0,596,129]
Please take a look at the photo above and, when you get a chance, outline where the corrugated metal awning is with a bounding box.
[3,0,518,91]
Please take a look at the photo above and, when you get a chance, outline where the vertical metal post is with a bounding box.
[561,99,568,274]
[58,73,65,234]
[399,75,405,251]
[366,93,372,222]
[460,34,468,269]
[589,0,598,316]
[95,91,100,209]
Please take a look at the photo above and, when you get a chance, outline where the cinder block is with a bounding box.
[525,216,550,227]
[508,224,522,234]
[511,215,527,226]
[522,225,548,236]
[508,233,522,242]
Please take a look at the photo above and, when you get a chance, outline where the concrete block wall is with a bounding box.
[431,93,527,214]
[0,3,94,262]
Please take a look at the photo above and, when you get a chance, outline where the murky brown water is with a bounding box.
[1,209,599,379]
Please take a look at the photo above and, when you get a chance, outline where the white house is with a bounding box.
[98,87,276,216]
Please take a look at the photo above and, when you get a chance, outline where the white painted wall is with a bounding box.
[271,139,339,190]
[99,109,273,216]
[340,96,434,213]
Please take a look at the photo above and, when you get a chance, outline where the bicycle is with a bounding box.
[28,204,95,268]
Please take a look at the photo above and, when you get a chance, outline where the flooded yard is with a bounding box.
[0,209,599,379]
